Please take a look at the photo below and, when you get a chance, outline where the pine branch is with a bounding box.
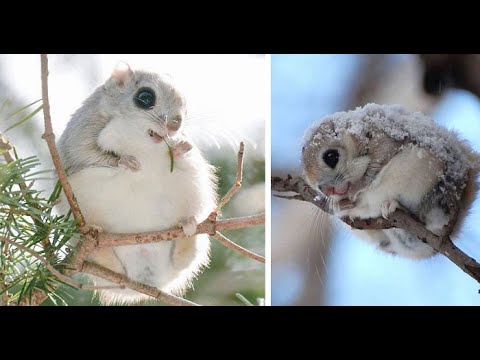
[0,236,123,291]
[272,175,480,284]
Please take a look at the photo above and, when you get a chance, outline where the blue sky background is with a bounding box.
[272,54,480,305]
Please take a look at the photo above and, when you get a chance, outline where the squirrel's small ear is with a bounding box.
[111,62,134,87]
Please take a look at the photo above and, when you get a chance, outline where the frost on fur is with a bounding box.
[302,103,480,259]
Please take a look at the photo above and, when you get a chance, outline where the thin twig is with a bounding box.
[210,142,244,220]
[40,54,85,227]
[96,213,265,248]
[213,231,265,263]
[0,237,123,291]
[272,174,480,284]
[81,261,200,306]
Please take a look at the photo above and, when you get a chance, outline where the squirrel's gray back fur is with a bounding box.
[58,86,114,175]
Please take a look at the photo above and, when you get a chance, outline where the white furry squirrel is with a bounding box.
[302,103,480,259]
[57,64,217,304]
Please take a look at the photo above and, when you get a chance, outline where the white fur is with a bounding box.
[338,145,443,258]
[67,123,215,304]
[424,207,450,234]
[337,146,442,219]
[56,68,218,304]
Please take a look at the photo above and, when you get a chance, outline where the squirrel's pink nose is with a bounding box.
[319,185,335,196]
[320,183,349,196]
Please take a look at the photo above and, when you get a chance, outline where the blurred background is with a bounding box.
[272,54,480,305]
[0,54,265,306]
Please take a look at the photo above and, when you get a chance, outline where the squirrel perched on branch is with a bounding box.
[301,104,479,259]
[57,64,217,304]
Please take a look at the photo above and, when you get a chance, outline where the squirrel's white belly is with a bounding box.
[340,146,444,259]
[70,166,204,233]
[66,152,215,304]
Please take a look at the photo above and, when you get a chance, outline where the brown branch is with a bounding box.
[40,54,85,228]
[81,261,200,306]
[272,174,480,284]
[212,231,265,263]
[96,213,265,248]
[210,141,244,220]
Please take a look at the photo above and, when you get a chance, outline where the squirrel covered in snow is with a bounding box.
[302,104,479,259]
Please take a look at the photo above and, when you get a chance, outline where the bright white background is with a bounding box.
[0,54,265,158]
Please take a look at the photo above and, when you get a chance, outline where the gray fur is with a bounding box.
[303,105,480,259]
[58,69,186,176]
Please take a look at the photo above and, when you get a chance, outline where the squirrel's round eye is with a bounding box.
[134,88,156,109]
[323,149,339,168]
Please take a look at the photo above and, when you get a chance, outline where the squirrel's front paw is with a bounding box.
[180,216,197,237]
[381,199,399,219]
[172,140,193,159]
[333,198,355,217]
[118,155,141,172]
[89,224,104,233]
[338,198,355,211]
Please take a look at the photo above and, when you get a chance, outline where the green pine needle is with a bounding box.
[5,99,42,119]
[4,104,43,132]
[235,293,254,306]
[164,138,175,173]
[1,149,78,305]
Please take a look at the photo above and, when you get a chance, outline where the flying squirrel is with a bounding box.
[57,64,217,304]
[302,103,479,259]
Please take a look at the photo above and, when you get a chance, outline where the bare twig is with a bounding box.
[272,174,480,284]
[96,213,265,248]
[210,142,244,220]
[81,261,200,306]
[40,54,85,227]
[272,175,331,214]
[213,231,265,263]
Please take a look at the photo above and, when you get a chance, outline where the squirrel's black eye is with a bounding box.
[322,149,339,168]
[134,88,156,109]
